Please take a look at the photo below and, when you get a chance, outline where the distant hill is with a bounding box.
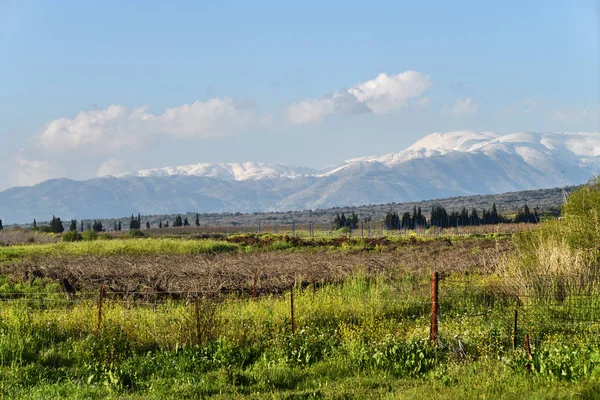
[1,131,597,224]
[18,185,576,230]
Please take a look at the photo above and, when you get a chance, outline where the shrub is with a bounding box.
[500,176,600,298]
[81,230,98,241]
[98,233,114,241]
[127,230,146,238]
[62,231,82,242]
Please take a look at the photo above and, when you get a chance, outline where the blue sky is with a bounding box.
[0,0,598,190]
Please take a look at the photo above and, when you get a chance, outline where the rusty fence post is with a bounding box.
[524,333,532,371]
[290,283,296,334]
[195,296,201,345]
[430,271,439,344]
[97,282,106,332]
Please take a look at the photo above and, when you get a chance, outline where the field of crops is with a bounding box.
[0,181,599,399]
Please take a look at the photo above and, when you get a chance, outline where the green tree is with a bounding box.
[0,219,3,231]
[146,221,150,229]
[183,217,189,226]
[69,219,77,231]
[490,202,499,224]
[50,216,64,233]
[33,219,37,229]
[159,221,163,229]
[174,215,183,227]
[129,214,140,230]
[92,220,103,232]
[118,221,122,231]
[195,213,200,226]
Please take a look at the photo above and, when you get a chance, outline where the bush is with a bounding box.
[127,230,146,238]
[81,230,98,241]
[97,233,114,241]
[500,176,600,297]
[62,231,82,242]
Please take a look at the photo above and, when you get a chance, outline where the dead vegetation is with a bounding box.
[0,229,59,246]
[4,239,513,299]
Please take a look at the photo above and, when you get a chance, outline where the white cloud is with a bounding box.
[286,70,432,124]
[10,97,266,187]
[12,157,57,187]
[347,71,432,114]
[97,158,128,177]
[286,98,335,124]
[443,97,479,116]
[38,98,259,153]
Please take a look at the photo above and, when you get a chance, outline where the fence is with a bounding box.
[1,271,597,360]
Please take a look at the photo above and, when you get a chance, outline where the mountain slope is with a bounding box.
[1,131,598,223]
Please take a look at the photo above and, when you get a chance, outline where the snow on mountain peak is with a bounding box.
[115,131,600,182]
[117,162,317,181]
[345,131,600,168]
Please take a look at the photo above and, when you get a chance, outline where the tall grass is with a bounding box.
[499,177,600,299]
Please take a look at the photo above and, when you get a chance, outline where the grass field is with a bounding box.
[0,181,599,398]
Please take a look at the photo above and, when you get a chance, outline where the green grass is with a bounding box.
[0,273,598,398]
[0,233,510,264]
[0,238,239,262]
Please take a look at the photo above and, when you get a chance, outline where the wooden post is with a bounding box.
[195,296,201,345]
[513,308,518,350]
[430,272,439,343]
[97,282,105,332]
[290,284,296,334]
[525,333,532,371]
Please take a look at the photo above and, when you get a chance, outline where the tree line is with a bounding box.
[18,212,204,234]
[333,203,540,231]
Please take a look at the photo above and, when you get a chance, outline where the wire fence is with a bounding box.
[0,272,597,356]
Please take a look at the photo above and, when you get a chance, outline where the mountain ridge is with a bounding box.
[1,131,598,223]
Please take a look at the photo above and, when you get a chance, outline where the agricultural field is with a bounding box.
[0,181,599,399]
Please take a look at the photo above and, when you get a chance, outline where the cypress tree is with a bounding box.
[69,219,77,231]
[159,221,163,229]
[490,202,499,224]
[146,221,150,229]
[0,219,3,231]
[183,217,189,226]
[118,221,122,231]
[33,219,37,229]
[195,213,200,226]
[50,216,64,233]
[130,214,140,230]
[333,214,341,229]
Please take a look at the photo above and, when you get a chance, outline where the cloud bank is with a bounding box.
[286,71,432,124]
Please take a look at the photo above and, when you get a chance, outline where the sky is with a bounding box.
[0,0,598,190]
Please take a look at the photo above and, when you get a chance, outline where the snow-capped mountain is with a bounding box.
[1,131,599,222]
[117,162,317,181]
